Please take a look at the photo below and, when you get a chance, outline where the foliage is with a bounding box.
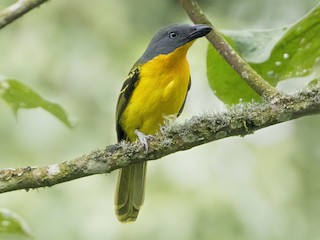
[0,208,32,240]
[207,3,320,104]
[0,79,74,128]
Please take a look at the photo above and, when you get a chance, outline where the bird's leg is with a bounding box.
[134,129,153,153]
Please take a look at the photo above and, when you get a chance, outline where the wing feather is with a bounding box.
[116,67,141,141]
[177,77,191,117]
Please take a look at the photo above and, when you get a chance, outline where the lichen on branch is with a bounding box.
[1,86,319,194]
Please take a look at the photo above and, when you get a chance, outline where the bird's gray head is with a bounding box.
[138,24,212,64]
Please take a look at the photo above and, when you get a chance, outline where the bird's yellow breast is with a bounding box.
[120,42,193,141]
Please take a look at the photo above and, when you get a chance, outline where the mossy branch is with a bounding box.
[0,0,49,30]
[1,87,320,194]
[179,0,279,99]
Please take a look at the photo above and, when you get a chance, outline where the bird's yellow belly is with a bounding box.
[120,54,190,141]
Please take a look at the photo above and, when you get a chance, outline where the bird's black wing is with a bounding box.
[177,77,191,117]
[116,67,141,141]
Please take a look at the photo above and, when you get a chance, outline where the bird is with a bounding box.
[115,23,212,222]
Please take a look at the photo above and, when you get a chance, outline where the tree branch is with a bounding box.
[179,0,279,99]
[1,86,319,194]
[0,0,49,30]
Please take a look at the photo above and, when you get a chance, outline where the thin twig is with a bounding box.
[1,87,319,194]
[0,0,49,30]
[179,0,279,99]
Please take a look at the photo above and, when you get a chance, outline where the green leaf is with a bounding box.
[307,78,320,89]
[0,208,33,239]
[207,3,320,104]
[0,79,75,128]
[207,44,261,104]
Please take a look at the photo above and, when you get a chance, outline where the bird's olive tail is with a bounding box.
[115,162,146,222]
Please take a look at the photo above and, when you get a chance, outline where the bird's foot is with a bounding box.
[134,129,153,153]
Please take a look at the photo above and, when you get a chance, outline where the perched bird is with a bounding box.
[115,24,212,222]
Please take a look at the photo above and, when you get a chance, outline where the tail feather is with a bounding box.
[115,162,146,222]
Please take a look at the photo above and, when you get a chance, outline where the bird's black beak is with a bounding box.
[187,24,212,41]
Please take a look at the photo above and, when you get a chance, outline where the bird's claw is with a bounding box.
[134,129,153,153]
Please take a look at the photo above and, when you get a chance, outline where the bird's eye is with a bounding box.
[169,32,178,39]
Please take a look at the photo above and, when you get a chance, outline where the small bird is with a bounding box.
[115,24,212,222]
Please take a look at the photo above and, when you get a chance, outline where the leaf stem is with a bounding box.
[179,0,280,99]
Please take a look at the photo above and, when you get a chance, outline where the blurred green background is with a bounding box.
[1,0,320,239]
